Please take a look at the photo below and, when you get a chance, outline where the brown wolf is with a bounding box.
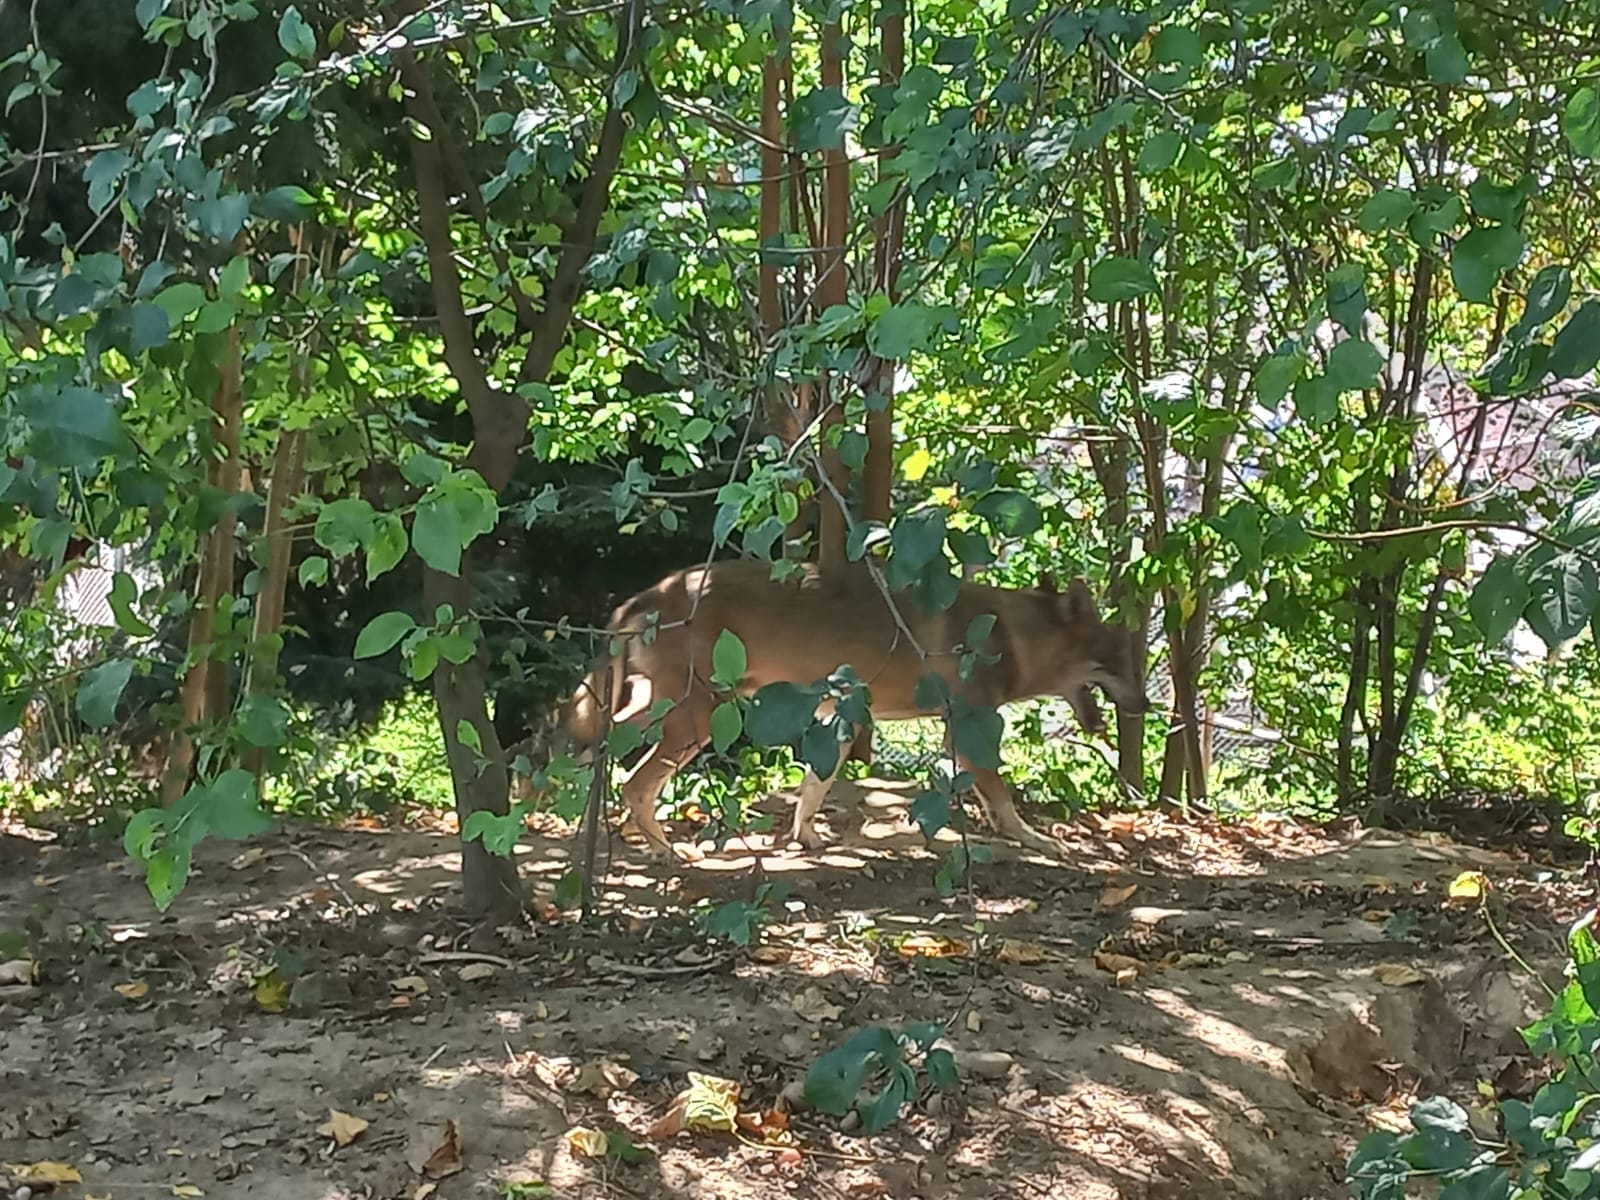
[561,559,1150,857]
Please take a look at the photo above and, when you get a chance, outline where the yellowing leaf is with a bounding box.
[1097,882,1139,911]
[902,446,934,481]
[11,1162,83,1184]
[1094,950,1141,977]
[650,1073,741,1139]
[251,967,291,1013]
[895,934,968,958]
[317,1108,369,1147]
[391,975,429,996]
[995,938,1050,965]
[566,1127,608,1158]
[1448,871,1489,903]
[114,980,150,1000]
[172,1188,204,1198]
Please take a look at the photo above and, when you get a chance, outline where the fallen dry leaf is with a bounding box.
[791,986,843,1024]
[172,1187,203,1198]
[1114,966,1138,987]
[965,1010,982,1033]
[412,1185,437,1200]
[1094,951,1141,979]
[995,938,1050,965]
[1448,871,1488,903]
[734,1107,793,1146]
[317,1108,369,1148]
[457,962,496,983]
[251,968,292,1013]
[566,1127,608,1158]
[895,933,968,959]
[391,975,430,996]
[567,1058,638,1098]
[1374,963,1427,988]
[411,1118,463,1180]
[748,943,792,964]
[649,1072,740,1139]
[114,980,150,1000]
[229,847,267,870]
[1097,882,1139,910]
[7,1161,83,1184]
[0,958,38,986]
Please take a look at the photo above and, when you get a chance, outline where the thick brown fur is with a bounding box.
[562,559,1151,857]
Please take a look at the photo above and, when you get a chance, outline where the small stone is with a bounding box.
[777,1080,809,1112]
[840,1110,861,1133]
[957,1049,1014,1080]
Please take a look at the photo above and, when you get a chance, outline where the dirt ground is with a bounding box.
[0,779,1584,1200]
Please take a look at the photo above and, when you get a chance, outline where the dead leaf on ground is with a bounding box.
[1094,950,1141,977]
[1448,871,1489,903]
[1374,963,1427,988]
[649,1072,740,1139]
[410,1118,463,1180]
[965,1010,982,1033]
[5,1161,83,1184]
[114,980,150,1000]
[391,975,430,996]
[567,1058,638,1098]
[734,1107,793,1146]
[457,962,496,983]
[317,1108,369,1147]
[895,933,968,959]
[229,847,267,870]
[251,968,292,1013]
[566,1127,608,1158]
[412,1184,437,1200]
[791,986,843,1024]
[0,958,38,986]
[748,943,792,964]
[995,938,1050,965]
[1097,882,1139,910]
[1362,875,1396,894]
[172,1187,204,1198]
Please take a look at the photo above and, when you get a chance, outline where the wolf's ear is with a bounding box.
[1063,576,1096,621]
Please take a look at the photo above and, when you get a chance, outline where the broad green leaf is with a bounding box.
[202,770,275,839]
[1450,225,1523,304]
[1424,32,1468,84]
[314,497,376,557]
[84,149,132,212]
[868,300,955,359]
[1563,86,1600,158]
[128,303,170,353]
[711,629,748,688]
[803,1026,901,1116]
[278,5,316,61]
[354,611,416,659]
[1524,553,1599,648]
[949,530,993,566]
[914,672,951,711]
[973,489,1042,538]
[217,255,250,299]
[254,185,317,222]
[365,513,408,582]
[77,659,133,728]
[298,555,328,586]
[1326,265,1367,337]
[1293,375,1339,426]
[891,509,947,570]
[153,281,206,323]
[238,695,290,749]
[949,698,1003,770]
[456,719,483,754]
[123,807,165,861]
[1359,189,1417,233]
[1087,256,1158,303]
[23,387,131,470]
[799,721,841,780]
[710,700,743,754]
[1469,556,1528,643]
[1326,339,1384,393]
[1138,130,1181,173]
[1550,300,1600,380]
[792,85,857,152]
[910,789,951,839]
[1152,25,1202,69]
[144,844,191,912]
[1516,265,1571,334]
[1211,503,1265,571]
[401,452,448,488]
[746,682,821,747]
[1467,178,1524,225]
[1255,348,1305,406]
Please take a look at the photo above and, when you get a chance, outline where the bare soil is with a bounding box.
[0,780,1582,1199]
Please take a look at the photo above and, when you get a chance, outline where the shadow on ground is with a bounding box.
[0,778,1577,1199]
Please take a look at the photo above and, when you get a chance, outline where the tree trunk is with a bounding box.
[241,427,307,781]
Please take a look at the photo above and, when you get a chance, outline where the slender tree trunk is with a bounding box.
[814,16,851,566]
[241,427,306,781]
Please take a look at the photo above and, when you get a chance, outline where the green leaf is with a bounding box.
[298,555,328,587]
[1086,256,1158,303]
[890,509,947,570]
[1152,25,1202,68]
[914,672,950,711]
[746,682,821,747]
[867,300,954,359]
[123,807,165,861]
[194,300,236,334]
[1470,556,1528,643]
[1450,225,1524,304]
[1360,188,1417,233]
[217,255,250,299]
[144,844,191,912]
[401,452,448,488]
[712,629,748,689]
[254,185,316,222]
[710,700,743,754]
[1424,32,1468,84]
[84,149,132,212]
[1211,502,1265,571]
[23,387,131,470]
[153,281,207,323]
[411,500,464,576]
[108,571,154,637]
[800,721,842,780]
[925,1048,959,1091]
[948,530,993,566]
[237,695,289,748]
[1550,300,1600,380]
[1326,265,1367,337]
[456,719,482,755]
[1138,130,1181,173]
[77,659,133,728]
[909,789,951,839]
[354,611,417,659]
[1515,265,1571,334]
[949,698,1003,770]
[973,489,1042,538]
[792,85,857,152]
[1524,553,1599,648]
[1293,375,1339,426]
[1562,85,1600,158]
[277,5,316,61]
[314,497,376,557]
[804,1026,900,1116]
[365,513,408,582]
[1326,339,1384,393]
[202,770,275,840]
[1467,178,1524,225]
[128,303,170,354]
[1255,348,1305,406]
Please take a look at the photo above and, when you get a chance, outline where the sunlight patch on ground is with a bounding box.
[1141,986,1292,1074]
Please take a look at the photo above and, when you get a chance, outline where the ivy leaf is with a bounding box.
[354,611,417,659]
[1359,188,1417,233]
[1450,225,1524,304]
[1469,555,1528,643]
[1326,339,1384,393]
[1524,553,1599,649]
[1562,85,1600,158]
[77,659,134,728]
[277,5,316,61]
[1087,256,1158,302]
